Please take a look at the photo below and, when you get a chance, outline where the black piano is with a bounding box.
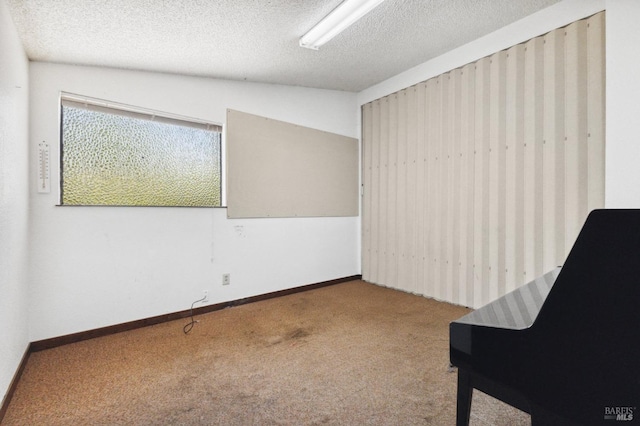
[450,209,640,425]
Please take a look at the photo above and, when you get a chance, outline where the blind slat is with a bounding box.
[61,94,222,132]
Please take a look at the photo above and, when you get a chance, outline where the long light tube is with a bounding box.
[299,0,385,50]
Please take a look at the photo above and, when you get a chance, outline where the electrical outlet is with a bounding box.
[203,290,209,303]
[222,273,231,286]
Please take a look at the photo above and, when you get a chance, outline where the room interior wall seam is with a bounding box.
[0,0,31,407]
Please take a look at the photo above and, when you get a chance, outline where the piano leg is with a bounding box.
[456,369,473,426]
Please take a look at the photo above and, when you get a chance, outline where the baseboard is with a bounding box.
[0,343,31,424]
[30,275,362,352]
[0,275,362,420]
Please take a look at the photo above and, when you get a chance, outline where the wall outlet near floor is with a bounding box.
[222,273,231,286]
[203,290,209,303]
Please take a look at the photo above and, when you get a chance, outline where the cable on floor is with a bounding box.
[183,295,207,334]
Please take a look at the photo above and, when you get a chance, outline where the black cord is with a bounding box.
[183,296,207,334]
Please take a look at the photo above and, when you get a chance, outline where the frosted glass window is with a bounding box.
[60,102,221,207]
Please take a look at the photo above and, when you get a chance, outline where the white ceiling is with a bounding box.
[5,0,561,92]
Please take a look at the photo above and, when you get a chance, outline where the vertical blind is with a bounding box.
[361,12,605,308]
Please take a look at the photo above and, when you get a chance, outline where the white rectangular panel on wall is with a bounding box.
[361,12,605,309]
[226,109,359,218]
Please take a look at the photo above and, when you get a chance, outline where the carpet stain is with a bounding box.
[265,328,310,347]
[287,328,310,340]
[319,415,331,424]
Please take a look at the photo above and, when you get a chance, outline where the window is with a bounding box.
[60,94,222,207]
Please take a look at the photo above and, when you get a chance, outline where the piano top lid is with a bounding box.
[452,267,561,330]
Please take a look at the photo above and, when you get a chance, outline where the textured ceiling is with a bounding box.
[5,0,561,92]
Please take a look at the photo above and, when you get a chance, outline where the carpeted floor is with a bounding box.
[2,280,530,425]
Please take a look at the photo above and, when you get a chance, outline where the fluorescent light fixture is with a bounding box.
[299,0,385,50]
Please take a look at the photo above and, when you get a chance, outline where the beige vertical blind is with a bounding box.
[361,12,605,308]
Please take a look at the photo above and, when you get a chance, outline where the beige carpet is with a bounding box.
[2,280,530,425]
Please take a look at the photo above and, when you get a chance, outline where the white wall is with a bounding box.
[605,0,640,208]
[0,0,30,404]
[28,62,359,341]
